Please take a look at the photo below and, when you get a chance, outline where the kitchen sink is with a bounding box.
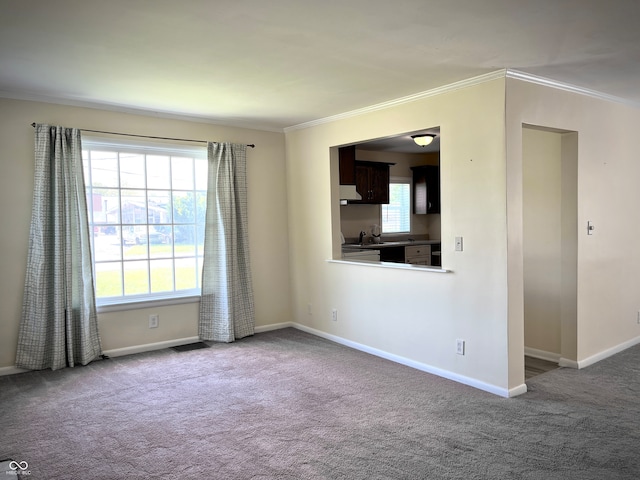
[343,242,386,249]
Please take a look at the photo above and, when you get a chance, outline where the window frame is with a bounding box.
[380,176,412,234]
[82,137,208,309]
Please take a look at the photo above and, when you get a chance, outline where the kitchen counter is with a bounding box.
[342,239,440,250]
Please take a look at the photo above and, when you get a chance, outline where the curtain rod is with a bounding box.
[30,123,255,148]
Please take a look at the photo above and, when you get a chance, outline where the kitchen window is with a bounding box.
[82,138,207,306]
[381,177,411,233]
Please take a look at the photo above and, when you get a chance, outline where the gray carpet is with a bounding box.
[1,328,639,479]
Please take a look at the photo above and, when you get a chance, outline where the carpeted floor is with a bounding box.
[1,328,639,479]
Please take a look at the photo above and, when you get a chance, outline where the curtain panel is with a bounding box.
[16,124,102,370]
[199,142,255,342]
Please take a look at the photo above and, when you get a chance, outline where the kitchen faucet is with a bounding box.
[359,230,367,244]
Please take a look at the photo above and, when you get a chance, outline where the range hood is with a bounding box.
[339,185,362,203]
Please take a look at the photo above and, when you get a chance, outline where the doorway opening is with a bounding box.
[522,125,578,380]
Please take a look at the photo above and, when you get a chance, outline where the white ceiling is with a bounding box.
[1,0,638,132]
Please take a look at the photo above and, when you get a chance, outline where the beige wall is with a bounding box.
[0,98,291,368]
[285,78,512,394]
[506,78,640,379]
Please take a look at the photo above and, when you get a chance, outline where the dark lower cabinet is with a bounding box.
[380,246,405,263]
[431,243,441,267]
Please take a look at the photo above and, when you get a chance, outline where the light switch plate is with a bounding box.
[455,236,463,251]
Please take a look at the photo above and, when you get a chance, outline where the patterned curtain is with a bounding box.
[199,142,255,342]
[16,124,102,370]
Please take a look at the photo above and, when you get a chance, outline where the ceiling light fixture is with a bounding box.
[412,134,436,147]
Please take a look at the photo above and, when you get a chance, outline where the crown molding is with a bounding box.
[4,68,636,136]
[284,68,640,132]
[0,90,284,133]
[505,69,640,109]
[284,69,507,132]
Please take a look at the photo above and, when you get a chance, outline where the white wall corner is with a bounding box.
[559,357,579,369]
[254,322,294,333]
[508,384,528,397]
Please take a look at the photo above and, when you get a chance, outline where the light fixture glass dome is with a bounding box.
[411,134,436,147]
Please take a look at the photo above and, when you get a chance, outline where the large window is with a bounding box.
[82,138,207,305]
[381,177,411,233]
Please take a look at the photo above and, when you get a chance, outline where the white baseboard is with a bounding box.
[6,322,636,391]
[102,336,200,358]
[103,323,296,358]
[575,334,640,369]
[0,366,29,377]
[559,357,579,368]
[528,336,640,370]
[524,347,561,363]
[508,384,529,397]
[289,323,516,398]
[255,322,294,333]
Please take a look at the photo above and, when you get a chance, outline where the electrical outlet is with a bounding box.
[332,309,338,322]
[149,314,159,328]
[456,339,465,355]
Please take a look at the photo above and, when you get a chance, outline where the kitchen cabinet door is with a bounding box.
[353,163,370,203]
[338,145,356,185]
[411,165,440,214]
[352,161,390,204]
[380,246,405,263]
[369,163,389,203]
[405,244,431,266]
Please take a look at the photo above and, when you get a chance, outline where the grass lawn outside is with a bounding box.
[95,243,202,297]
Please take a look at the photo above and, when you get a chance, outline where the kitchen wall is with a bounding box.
[0,98,291,370]
[286,77,512,395]
[340,150,439,240]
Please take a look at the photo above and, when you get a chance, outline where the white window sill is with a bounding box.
[97,295,201,313]
[327,259,450,273]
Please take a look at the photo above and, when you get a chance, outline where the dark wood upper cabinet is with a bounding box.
[411,165,440,214]
[338,145,356,185]
[339,145,392,204]
[351,161,391,204]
